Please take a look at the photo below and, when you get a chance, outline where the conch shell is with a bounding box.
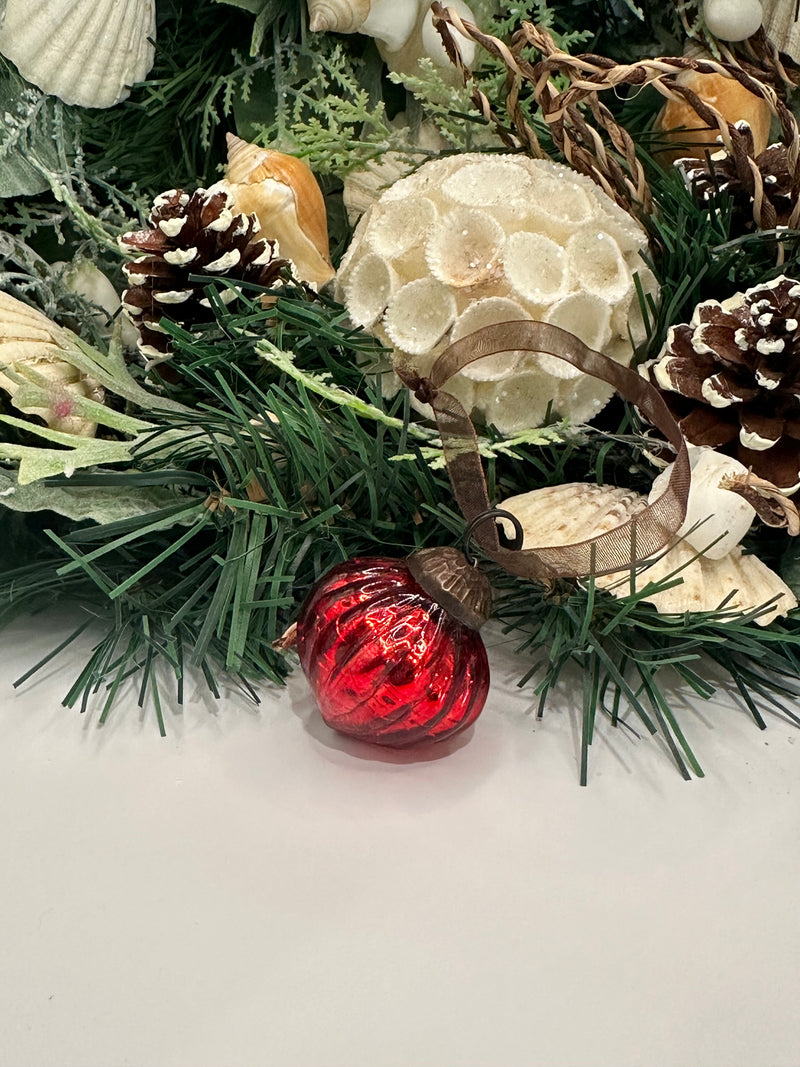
[655,69,772,164]
[500,482,797,626]
[307,0,478,83]
[211,134,334,289]
[0,291,104,437]
[307,0,372,34]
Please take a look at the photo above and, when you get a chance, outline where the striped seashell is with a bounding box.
[500,481,796,625]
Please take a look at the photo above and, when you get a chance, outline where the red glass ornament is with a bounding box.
[296,550,491,746]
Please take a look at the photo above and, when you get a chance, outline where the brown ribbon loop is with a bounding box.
[397,320,691,586]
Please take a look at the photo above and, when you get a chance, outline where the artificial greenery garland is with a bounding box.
[2,0,800,783]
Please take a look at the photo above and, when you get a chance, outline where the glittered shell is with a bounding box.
[336,153,655,433]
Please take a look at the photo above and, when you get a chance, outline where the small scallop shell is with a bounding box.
[0,0,156,109]
[503,232,569,305]
[450,297,532,382]
[566,228,632,304]
[539,293,613,380]
[307,0,371,33]
[441,159,535,209]
[343,253,399,328]
[367,196,437,259]
[500,481,797,625]
[553,375,615,425]
[382,278,456,355]
[425,208,505,288]
[480,370,554,434]
[762,0,800,62]
[218,134,334,288]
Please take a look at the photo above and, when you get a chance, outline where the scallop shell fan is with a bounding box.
[0,0,156,109]
[500,482,797,626]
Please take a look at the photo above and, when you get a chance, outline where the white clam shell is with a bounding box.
[648,446,756,559]
[419,0,476,69]
[0,0,156,109]
[360,0,419,52]
[501,481,796,625]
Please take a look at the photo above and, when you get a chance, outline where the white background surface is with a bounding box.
[1,611,798,1067]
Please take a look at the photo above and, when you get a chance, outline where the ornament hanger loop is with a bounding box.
[464,507,524,563]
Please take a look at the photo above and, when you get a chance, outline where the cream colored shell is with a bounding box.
[500,482,796,626]
[762,0,800,62]
[0,0,156,109]
[0,291,104,436]
[307,0,478,83]
[336,153,654,433]
[648,446,756,560]
[210,134,334,289]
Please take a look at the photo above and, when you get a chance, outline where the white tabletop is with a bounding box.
[1,611,798,1067]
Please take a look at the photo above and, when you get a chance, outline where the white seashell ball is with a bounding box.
[336,153,655,433]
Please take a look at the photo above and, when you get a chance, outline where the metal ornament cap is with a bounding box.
[406,546,492,631]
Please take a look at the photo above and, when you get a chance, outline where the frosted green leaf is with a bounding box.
[0,61,79,198]
[0,467,184,526]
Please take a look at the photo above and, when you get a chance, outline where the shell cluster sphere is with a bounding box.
[336,154,655,433]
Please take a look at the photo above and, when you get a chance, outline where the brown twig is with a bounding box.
[430,2,800,231]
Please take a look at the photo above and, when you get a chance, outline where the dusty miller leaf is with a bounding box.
[0,466,185,526]
[0,61,79,198]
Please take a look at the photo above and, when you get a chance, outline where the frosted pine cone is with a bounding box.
[122,187,286,364]
[676,134,796,233]
[642,276,800,491]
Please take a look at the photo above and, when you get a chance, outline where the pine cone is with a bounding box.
[122,187,286,364]
[676,132,796,233]
[642,276,800,490]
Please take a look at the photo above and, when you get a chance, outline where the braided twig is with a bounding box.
[430,3,800,231]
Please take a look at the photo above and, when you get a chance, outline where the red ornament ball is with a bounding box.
[295,550,491,747]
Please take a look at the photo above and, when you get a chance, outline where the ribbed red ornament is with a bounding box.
[296,555,491,746]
